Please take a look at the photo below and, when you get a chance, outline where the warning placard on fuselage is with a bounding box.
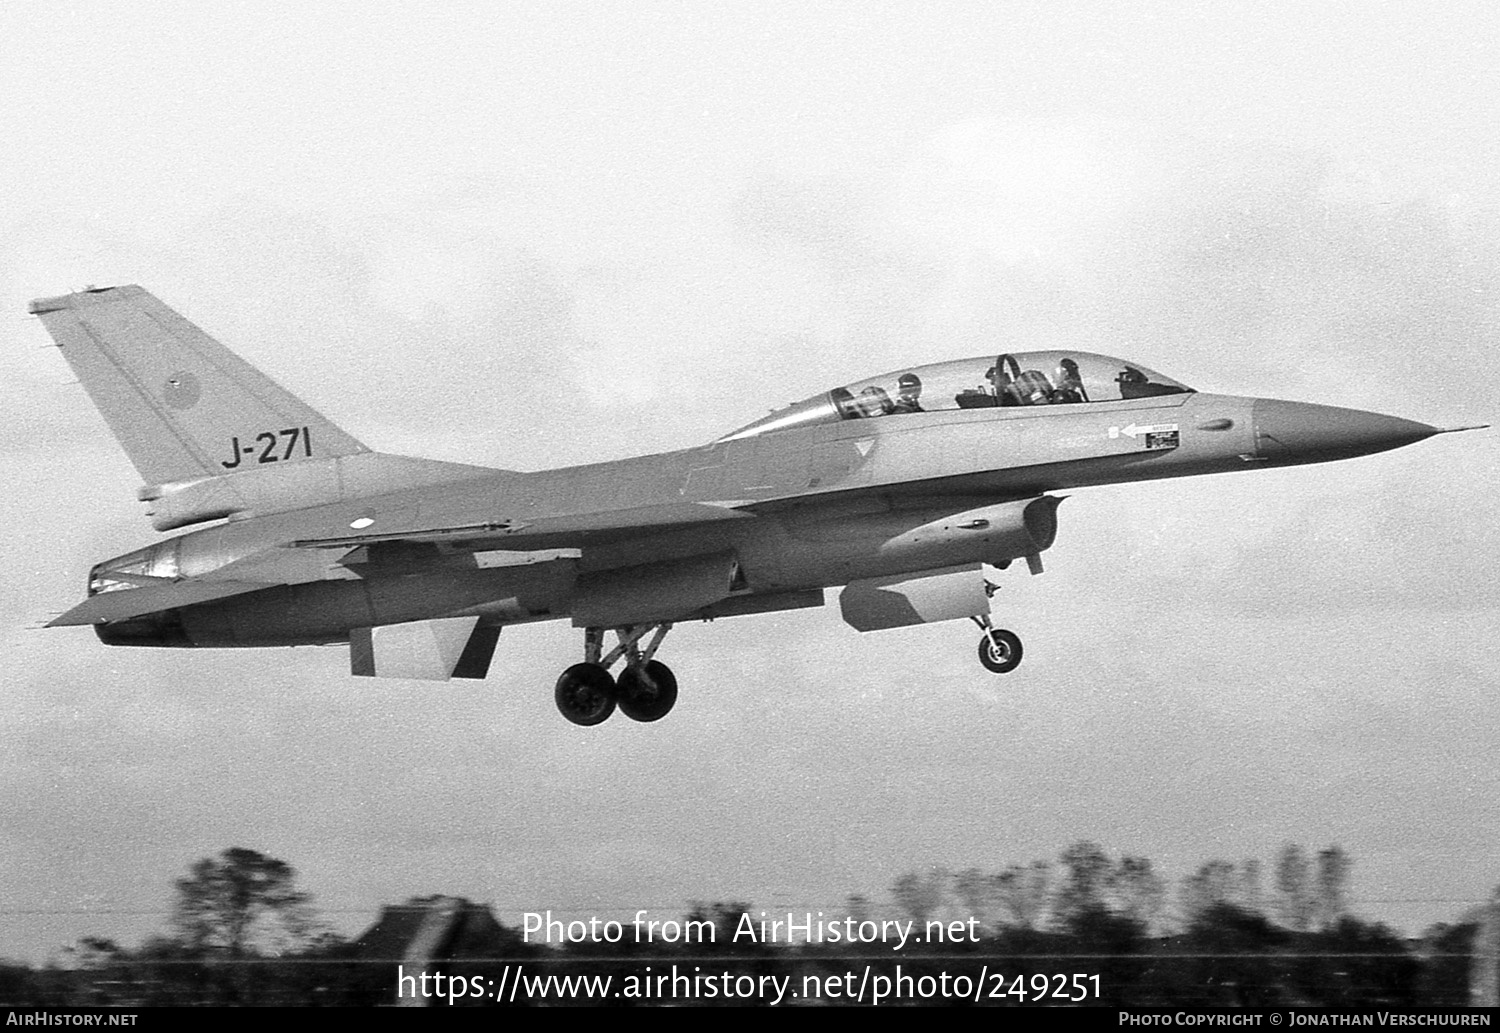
[1108,422,1180,450]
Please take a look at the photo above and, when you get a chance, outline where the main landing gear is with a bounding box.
[554,623,679,726]
[972,614,1023,675]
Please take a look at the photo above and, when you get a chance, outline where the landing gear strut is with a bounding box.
[972,615,1023,674]
[553,623,678,725]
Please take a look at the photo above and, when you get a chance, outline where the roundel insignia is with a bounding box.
[162,371,201,410]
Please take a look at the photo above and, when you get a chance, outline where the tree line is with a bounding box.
[0,842,1488,1006]
[889,842,1359,936]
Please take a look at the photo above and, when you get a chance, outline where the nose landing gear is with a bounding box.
[972,615,1023,674]
[553,623,679,725]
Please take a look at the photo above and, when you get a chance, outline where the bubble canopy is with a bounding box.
[721,351,1195,441]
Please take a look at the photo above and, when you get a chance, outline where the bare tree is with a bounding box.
[1111,856,1166,932]
[845,893,873,926]
[890,869,947,928]
[1053,842,1112,930]
[1275,844,1314,932]
[951,868,994,932]
[1314,846,1353,931]
[993,862,1051,930]
[170,848,314,957]
[1180,860,1238,926]
[1239,858,1264,916]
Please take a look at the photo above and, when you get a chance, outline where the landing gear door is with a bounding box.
[839,563,988,632]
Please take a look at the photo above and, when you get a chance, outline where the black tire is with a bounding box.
[554,663,617,725]
[615,661,678,723]
[978,629,1023,674]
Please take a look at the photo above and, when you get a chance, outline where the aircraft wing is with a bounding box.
[47,579,273,627]
[286,500,757,552]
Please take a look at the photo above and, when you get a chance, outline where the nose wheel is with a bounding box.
[554,624,678,725]
[972,616,1023,674]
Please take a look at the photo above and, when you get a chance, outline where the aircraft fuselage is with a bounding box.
[89,389,1427,648]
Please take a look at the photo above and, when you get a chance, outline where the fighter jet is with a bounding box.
[30,286,1483,725]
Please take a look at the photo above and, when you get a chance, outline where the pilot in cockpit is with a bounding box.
[1007,368,1054,406]
[891,373,924,413]
[1051,357,1087,404]
[857,385,895,417]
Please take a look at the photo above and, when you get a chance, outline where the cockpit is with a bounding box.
[721,351,1194,441]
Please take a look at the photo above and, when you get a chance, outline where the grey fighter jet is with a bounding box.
[31,286,1483,725]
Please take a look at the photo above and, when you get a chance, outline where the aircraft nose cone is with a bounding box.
[1253,399,1438,464]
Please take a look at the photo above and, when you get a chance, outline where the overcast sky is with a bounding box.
[2,1,1497,964]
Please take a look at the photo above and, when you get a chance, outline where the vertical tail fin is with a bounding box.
[29,285,368,490]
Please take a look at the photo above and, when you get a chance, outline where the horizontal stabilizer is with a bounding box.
[349,617,501,681]
[48,580,272,626]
